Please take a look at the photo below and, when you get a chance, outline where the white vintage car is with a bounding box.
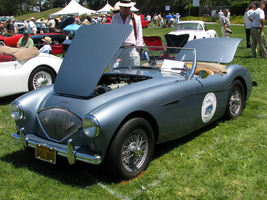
[167,20,218,43]
[0,46,62,98]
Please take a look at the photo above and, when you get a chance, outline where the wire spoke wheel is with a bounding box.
[121,129,149,172]
[32,70,53,90]
[229,87,242,116]
[106,118,154,180]
[29,66,56,91]
[224,80,244,120]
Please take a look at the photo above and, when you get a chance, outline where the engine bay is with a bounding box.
[94,73,152,95]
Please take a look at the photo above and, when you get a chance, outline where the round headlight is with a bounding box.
[10,101,23,120]
[83,116,100,138]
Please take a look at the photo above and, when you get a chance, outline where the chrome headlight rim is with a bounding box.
[10,101,24,121]
[82,115,100,138]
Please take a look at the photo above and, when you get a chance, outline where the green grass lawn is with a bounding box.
[0,24,266,199]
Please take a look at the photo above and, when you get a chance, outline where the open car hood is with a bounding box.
[54,24,132,97]
[176,38,242,63]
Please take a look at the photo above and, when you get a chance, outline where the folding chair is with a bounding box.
[143,36,166,61]
[164,34,189,54]
[143,36,164,51]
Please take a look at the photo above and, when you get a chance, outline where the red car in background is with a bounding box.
[0,34,25,47]
[140,15,150,28]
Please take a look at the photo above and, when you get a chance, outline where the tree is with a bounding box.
[0,0,19,16]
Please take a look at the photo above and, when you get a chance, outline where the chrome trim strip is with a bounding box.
[11,133,102,165]
[161,98,180,106]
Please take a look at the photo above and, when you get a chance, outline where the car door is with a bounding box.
[155,79,201,143]
[0,61,23,97]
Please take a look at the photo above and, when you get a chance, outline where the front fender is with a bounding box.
[12,85,55,132]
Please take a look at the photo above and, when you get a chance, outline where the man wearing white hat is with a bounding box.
[28,17,37,35]
[111,0,143,66]
[39,36,52,54]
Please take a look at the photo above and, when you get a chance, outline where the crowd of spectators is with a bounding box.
[0,8,183,37]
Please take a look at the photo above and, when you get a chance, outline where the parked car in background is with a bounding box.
[0,34,25,47]
[15,22,26,34]
[10,25,256,180]
[0,46,62,97]
[31,32,67,49]
[168,21,218,41]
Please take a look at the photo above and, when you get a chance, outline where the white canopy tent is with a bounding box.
[97,2,113,14]
[50,0,96,17]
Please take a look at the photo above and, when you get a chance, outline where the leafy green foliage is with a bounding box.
[230,1,250,16]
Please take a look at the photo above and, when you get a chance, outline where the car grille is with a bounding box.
[38,108,82,141]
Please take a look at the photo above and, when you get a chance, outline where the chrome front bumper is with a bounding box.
[11,128,102,165]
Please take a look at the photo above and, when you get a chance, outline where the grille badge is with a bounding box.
[42,115,48,126]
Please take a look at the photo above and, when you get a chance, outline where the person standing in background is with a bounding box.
[146,14,151,27]
[243,4,256,48]
[111,0,143,67]
[47,17,56,33]
[12,19,18,34]
[0,21,5,35]
[40,18,47,33]
[28,17,37,35]
[218,9,224,22]
[175,13,180,25]
[227,10,231,20]
[249,1,266,58]
[4,19,15,36]
[158,13,163,28]
[220,9,231,38]
[153,13,158,28]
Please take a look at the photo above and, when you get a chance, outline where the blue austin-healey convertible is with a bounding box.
[10,25,256,180]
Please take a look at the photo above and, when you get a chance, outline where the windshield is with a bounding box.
[109,45,196,79]
[174,23,203,31]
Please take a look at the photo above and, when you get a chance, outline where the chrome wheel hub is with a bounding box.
[122,130,148,172]
[33,71,52,89]
[229,89,241,115]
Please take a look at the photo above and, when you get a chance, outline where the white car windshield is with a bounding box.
[175,23,203,31]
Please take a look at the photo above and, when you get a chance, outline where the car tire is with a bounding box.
[224,80,245,120]
[28,66,56,91]
[106,118,154,180]
[0,40,6,47]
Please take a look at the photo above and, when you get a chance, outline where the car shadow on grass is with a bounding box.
[152,120,219,160]
[1,148,116,186]
[0,93,25,105]
[1,120,220,186]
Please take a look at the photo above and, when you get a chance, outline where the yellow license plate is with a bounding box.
[35,144,56,164]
